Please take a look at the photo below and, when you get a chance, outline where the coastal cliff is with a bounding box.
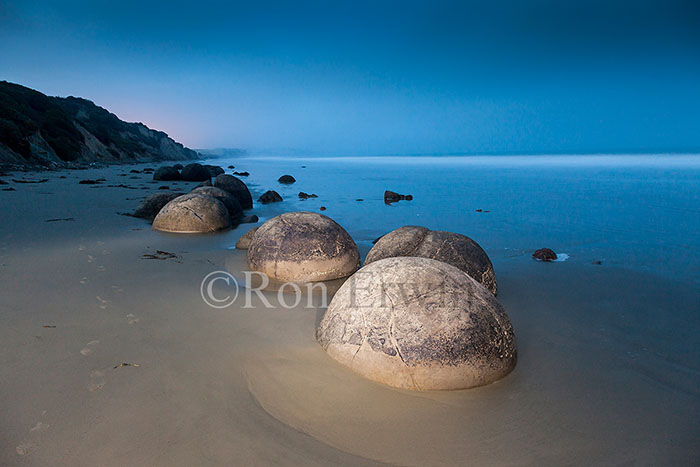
[0,81,199,167]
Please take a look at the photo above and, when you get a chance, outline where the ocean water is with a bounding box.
[208,154,700,285]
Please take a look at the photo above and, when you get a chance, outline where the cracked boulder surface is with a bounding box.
[152,193,231,233]
[132,192,182,221]
[364,226,498,296]
[190,186,243,226]
[316,257,516,391]
[247,211,360,282]
[214,174,253,209]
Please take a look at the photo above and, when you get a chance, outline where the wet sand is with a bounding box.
[0,164,698,466]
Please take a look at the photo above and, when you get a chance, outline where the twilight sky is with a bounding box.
[1,0,699,155]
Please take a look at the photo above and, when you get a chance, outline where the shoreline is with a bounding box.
[1,161,698,465]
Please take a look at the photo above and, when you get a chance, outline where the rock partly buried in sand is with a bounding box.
[365,226,498,296]
[278,175,296,184]
[213,174,253,209]
[180,163,211,182]
[532,248,557,262]
[235,227,259,249]
[132,192,182,221]
[258,190,283,204]
[384,190,413,203]
[190,186,243,225]
[317,257,517,390]
[152,194,231,233]
[153,166,180,181]
[248,211,360,282]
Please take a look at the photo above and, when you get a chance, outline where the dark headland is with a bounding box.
[0,81,199,169]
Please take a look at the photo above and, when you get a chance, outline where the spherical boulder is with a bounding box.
[191,186,243,225]
[153,166,180,181]
[235,227,259,249]
[132,192,181,221]
[152,194,231,233]
[278,174,296,184]
[317,257,517,390]
[204,165,225,177]
[365,226,498,296]
[214,174,253,209]
[248,211,360,282]
[180,163,211,182]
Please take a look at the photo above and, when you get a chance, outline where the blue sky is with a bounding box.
[1,0,699,155]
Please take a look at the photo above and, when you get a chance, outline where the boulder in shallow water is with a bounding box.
[204,165,225,177]
[235,227,259,249]
[532,248,557,262]
[180,163,211,182]
[248,211,360,282]
[132,192,182,221]
[365,226,498,295]
[258,190,283,204]
[153,166,181,181]
[384,190,413,203]
[278,175,296,184]
[213,174,253,209]
[317,257,517,390]
[152,193,231,233]
[241,214,258,224]
[190,186,243,225]
[298,192,318,199]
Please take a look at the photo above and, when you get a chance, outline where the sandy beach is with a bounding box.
[1,159,698,466]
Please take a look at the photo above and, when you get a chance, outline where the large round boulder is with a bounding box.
[317,257,517,390]
[132,192,181,221]
[190,186,243,225]
[152,194,231,233]
[248,211,360,282]
[180,163,211,182]
[365,226,498,296]
[214,174,253,209]
[153,166,180,181]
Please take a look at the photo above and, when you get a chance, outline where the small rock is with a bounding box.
[298,192,318,199]
[228,165,235,169]
[79,179,100,184]
[593,260,603,265]
[235,227,259,249]
[320,206,326,211]
[158,186,169,190]
[233,171,250,176]
[259,190,283,204]
[532,248,557,262]
[384,190,413,203]
[278,175,296,184]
